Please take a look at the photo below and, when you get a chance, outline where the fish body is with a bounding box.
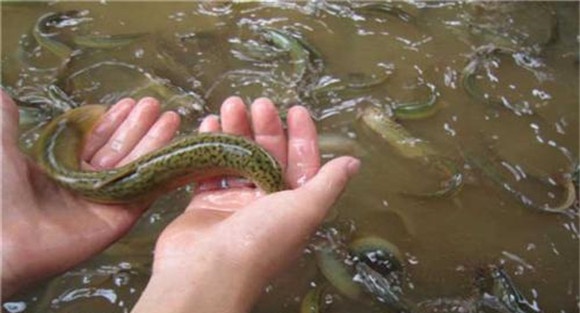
[360,106,463,198]
[34,105,285,203]
[313,234,415,312]
[361,106,436,160]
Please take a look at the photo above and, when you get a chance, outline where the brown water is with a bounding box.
[1,2,578,313]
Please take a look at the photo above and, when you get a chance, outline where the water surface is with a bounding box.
[2,2,578,312]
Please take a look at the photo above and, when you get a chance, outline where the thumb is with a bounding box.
[228,156,360,240]
[219,156,360,280]
[296,156,361,222]
[1,90,20,146]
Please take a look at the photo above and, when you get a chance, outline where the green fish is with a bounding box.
[33,105,286,204]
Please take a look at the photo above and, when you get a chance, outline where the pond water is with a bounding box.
[2,1,578,313]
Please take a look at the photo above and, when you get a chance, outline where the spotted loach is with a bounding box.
[33,105,286,204]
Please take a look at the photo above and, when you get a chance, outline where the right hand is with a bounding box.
[132,97,360,313]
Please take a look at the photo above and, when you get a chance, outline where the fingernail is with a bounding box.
[346,158,361,177]
[222,97,240,112]
[138,97,156,107]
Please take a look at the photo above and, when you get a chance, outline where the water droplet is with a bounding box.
[406,253,419,265]
[114,272,130,286]
[443,123,456,136]
[3,302,27,313]
[134,48,144,58]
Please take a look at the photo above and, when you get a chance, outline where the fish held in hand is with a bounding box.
[33,105,286,204]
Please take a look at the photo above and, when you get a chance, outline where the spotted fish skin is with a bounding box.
[34,105,286,204]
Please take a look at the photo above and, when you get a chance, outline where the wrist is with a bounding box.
[1,263,19,300]
[131,254,263,313]
[2,232,31,300]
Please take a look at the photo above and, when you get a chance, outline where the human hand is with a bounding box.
[1,91,180,299]
[132,97,360,313]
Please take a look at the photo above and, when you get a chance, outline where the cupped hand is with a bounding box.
[132,97,360,313]
[1,91,180,299]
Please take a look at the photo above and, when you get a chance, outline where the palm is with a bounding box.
[2,156,140,286]
[150,97,321,274]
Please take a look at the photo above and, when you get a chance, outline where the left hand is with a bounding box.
[1,92,181,299]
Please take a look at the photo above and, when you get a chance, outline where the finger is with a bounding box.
[91,97,161,169]
[198,98,250,192]
[83,98,136,161]
[1,90,20,146]
[251,98,287,171]
[286,106,320,188]
[199,114,221,133]
[117,111,181,166]
[196,114,225,191]
[220,96,252,138]
[297,156,360,219]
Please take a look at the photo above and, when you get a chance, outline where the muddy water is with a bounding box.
[1,2,578,313]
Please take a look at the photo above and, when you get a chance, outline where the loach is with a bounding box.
[360,106,463,198]
[33,105,286,204]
